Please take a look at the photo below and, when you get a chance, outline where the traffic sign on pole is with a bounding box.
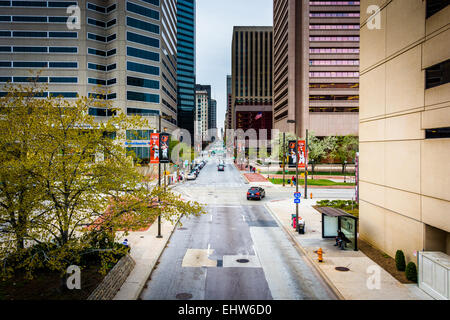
[294,199,301,204]
[294,192,302,199]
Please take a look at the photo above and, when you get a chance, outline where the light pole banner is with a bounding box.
[297,140,306,169]
[160,133,170,163]
[150,133,160,164]
[288,141,297,168]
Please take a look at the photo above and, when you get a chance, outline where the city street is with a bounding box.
[140,155,338,300]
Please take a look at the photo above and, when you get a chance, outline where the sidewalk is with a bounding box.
[113,186,190,300]
[265,199,433,300]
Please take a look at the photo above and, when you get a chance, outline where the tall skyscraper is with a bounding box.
[210,98,217,130]
[231,26,273,140]
[273,0,360,138]
[225,75,232,130]
[359,1,450,261]
[0,0,178,163]
[195,89,208,141]
[176,0,196,142]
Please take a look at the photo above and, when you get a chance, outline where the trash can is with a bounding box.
[298,220,305,234]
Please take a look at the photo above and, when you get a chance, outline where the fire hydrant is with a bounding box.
[317,248,323,263]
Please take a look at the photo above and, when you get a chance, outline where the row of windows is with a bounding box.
[87,32,116,43]
[310,36,359,42]
[310,95,359,101]
[127,61,159,76]
[309,107,359,113]
[87,17,117,29]
[310,71,359,78]
[88,78,116,86]
[126,129,155,140]
[0,30,77,38]
[127,108,159,117]
[0,61,77,68]
[310,48,359,53]
[127,91,160,103]
[87,2,116,14]
[309,1,360,5]
[310,12,360,17]
[0,91,78,98]
[426,0,448,18]
[425,59,449,89]
[127,16,159,35]
[88,47,116,57]
[0,76,78,83]
[0,1,77,7]
[126,1,159,21]
[0,46,77,53]
[88,62,116,72]
[89,107,116,117]
[309,24,360,30]
[127,31,160,48]
[89,92,116,100]
[309,83,359,89]
[310,60,359,66]
[127,76,159,89]
[0,15,77,23]
[127,46,160,62]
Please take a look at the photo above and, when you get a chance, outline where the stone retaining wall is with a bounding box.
[87,254,135,300]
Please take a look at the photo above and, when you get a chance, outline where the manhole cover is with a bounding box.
[176,293,193,300]
[335,267,350,272]
[236,259,250,263]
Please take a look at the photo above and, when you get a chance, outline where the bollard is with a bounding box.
[317,248,323,262]
[310,192,313,199]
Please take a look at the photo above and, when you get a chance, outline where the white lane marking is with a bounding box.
[242,215,246,222]
[207,244,211,256]
[253,245,258,258]
[210,214,213,222]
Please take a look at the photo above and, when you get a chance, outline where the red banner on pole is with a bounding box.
[297,140,306,169]
[150,133,160,164]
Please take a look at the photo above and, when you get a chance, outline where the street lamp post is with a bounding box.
[305,129,308,200]
[286,119,300,233]
[282,132,286,187]
[344,160,348,184]
[156,114,169,239]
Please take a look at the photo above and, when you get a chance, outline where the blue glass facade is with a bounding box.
[176,0,196,142]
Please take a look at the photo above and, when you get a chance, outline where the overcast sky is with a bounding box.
[195,0,273,134]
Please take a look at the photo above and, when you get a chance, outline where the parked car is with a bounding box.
[247,187,265,200]
[187,172,197,180]
[218,164,225,171]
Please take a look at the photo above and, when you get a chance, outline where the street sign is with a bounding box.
[294,199,301,204]
[294,192,302,199]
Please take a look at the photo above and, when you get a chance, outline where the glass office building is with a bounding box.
[176,0,196,143]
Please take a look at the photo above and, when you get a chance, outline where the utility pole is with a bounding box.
[305,129,308,200]
[282,132,286,187]
[156,115,162,239]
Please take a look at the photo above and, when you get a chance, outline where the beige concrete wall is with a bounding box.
[359,0,450,261]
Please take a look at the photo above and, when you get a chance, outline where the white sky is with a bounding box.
[195,0,273,134]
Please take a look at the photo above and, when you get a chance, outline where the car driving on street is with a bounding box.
[247,186,265,200]
[218,164,225,171]
[187,172,197,180]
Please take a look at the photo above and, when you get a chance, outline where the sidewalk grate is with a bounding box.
[236,259,250,263]
[335,267,350,272]
[176,293,193,300]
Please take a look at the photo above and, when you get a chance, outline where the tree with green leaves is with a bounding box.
[0,83,206,278]
[331,135,358,173]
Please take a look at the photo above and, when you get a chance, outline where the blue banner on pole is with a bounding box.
[294,199,301,204]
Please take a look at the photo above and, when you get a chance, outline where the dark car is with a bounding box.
[247,187,265,200]
[218,164,225,171]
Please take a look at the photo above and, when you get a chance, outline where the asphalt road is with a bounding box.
[139,156,337,300]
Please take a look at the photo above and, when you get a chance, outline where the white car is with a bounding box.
[187,172,197,180]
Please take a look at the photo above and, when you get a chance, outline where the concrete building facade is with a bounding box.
[231,26,273,141]
[0,0,178,163]
[359,0,450,262]
[195,89,208,140]
[273,0,360,138]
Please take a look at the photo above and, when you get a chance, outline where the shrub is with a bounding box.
[405,262,418,283]
[395,250,406,271]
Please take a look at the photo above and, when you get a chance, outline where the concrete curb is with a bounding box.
[264,204,345,300]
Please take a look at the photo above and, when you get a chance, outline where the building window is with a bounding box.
[425,59,450,89]
[425,127,450,139]
[127,31,160,48]
[127,76,160,89]
[127,61,159,76]
[127,108,159,116]
[426,0,449,18]
[127,91,160,103]
[127,46,159,62]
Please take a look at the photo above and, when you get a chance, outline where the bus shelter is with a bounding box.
[316,207,358,251]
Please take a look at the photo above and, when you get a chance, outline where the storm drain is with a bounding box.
[236,259,250,263]
[335,267,350,272]
[176,293,193,300]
